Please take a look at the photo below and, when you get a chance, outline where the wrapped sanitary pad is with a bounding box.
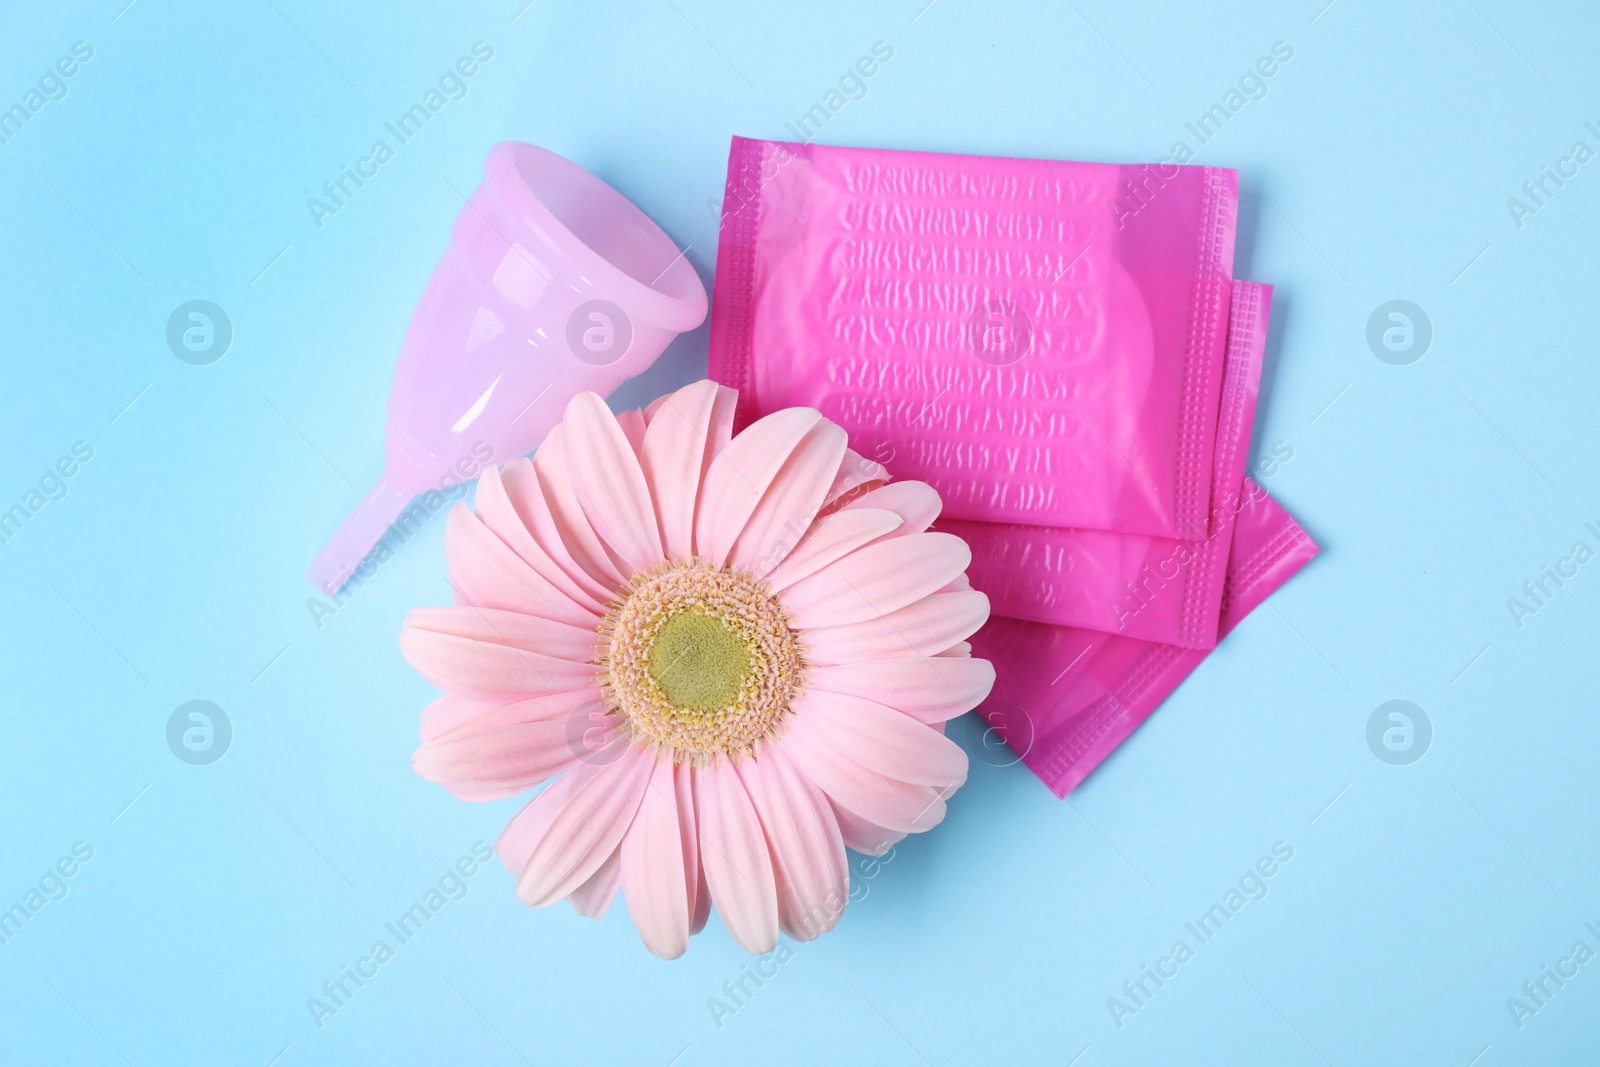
[968,480,1318,797]
[709,136,1239,539]
[942,280,1270,649]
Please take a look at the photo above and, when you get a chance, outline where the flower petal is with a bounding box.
[805,656,996,724]
[567,846,623,918]
[842,480,942,535]
[694,407,824,566]
[420,693,505,742]
[788,689,968,789]
[695,761,779,953]
[684,765,711,935]
[400,606,599,696]
[828,801,905,856]
[730,422,849,575]
[621,758,692,958]
[803,591,990,665]
[420,690,598,748]
[562,392,664,573]
[475,464,610,617]
[502,741,655,907]
[781,533,972,629]
[820,448,888,513]
[532,425,630,591]
[782,724,950,834]
[764,507,903,594]
[640,380,735,561]
[446,504,599,628]
[616,407,647,459]
[413,692,601,800]
[735,747,849,942]
[500,457,618,606]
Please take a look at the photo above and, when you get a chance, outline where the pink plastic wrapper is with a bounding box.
[968,479,1318,798]
[940,280,1271,649]
[709,136,1238,538]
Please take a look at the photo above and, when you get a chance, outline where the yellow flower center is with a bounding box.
[600,559,803,763]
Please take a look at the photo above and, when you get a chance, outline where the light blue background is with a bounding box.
[2,1,1597,1064]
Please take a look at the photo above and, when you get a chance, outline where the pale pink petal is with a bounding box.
[782,725,949,833]
[532,425,630,590]
[828,801,905,856]
[736,747,849,941]
[730,422,848,574]
[806,657,995,724]
[503,742,654,907]
[640,380,728,561]
[694,407,824,566]
[789,690,968,789]
[562,392,664,572]
[939,641,973,657]
[413,693,603,800]
[400,606,599,696]
[446,504,600,628]
[499,458,618,606]
[685,766,711,935]
[644,393,671,423]
[937,573,972,593]
[615,407,647,459]
[567,846,623,918]
[695,761,779,953]
[764,507,903,593]
[405,605,597,661]
[819,448,888,513]
[842,480,942,535]
[803,591,990,665]
[420,690,595,742]
[621,758,692,958]
[475,464,609,616]
[781,533,972,629]
[420,693,505,742]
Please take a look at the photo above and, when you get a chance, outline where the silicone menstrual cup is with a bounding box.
[307,142,708,595]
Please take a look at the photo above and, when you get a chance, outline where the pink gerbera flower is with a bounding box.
[400,380,993,957]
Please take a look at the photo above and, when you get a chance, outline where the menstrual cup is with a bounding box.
[307,142,708,594]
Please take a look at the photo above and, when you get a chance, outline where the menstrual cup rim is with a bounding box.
[484,141,708,334]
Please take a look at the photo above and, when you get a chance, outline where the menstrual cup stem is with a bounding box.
[306,475,413,596]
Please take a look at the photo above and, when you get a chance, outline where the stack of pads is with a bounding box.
[706,137,1317,797]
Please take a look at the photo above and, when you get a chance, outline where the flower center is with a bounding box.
[600,560,803,763]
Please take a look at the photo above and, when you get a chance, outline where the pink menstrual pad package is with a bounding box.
[940,280,1271,650]
[968,479,1319,798]
[709,136,1239,539]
